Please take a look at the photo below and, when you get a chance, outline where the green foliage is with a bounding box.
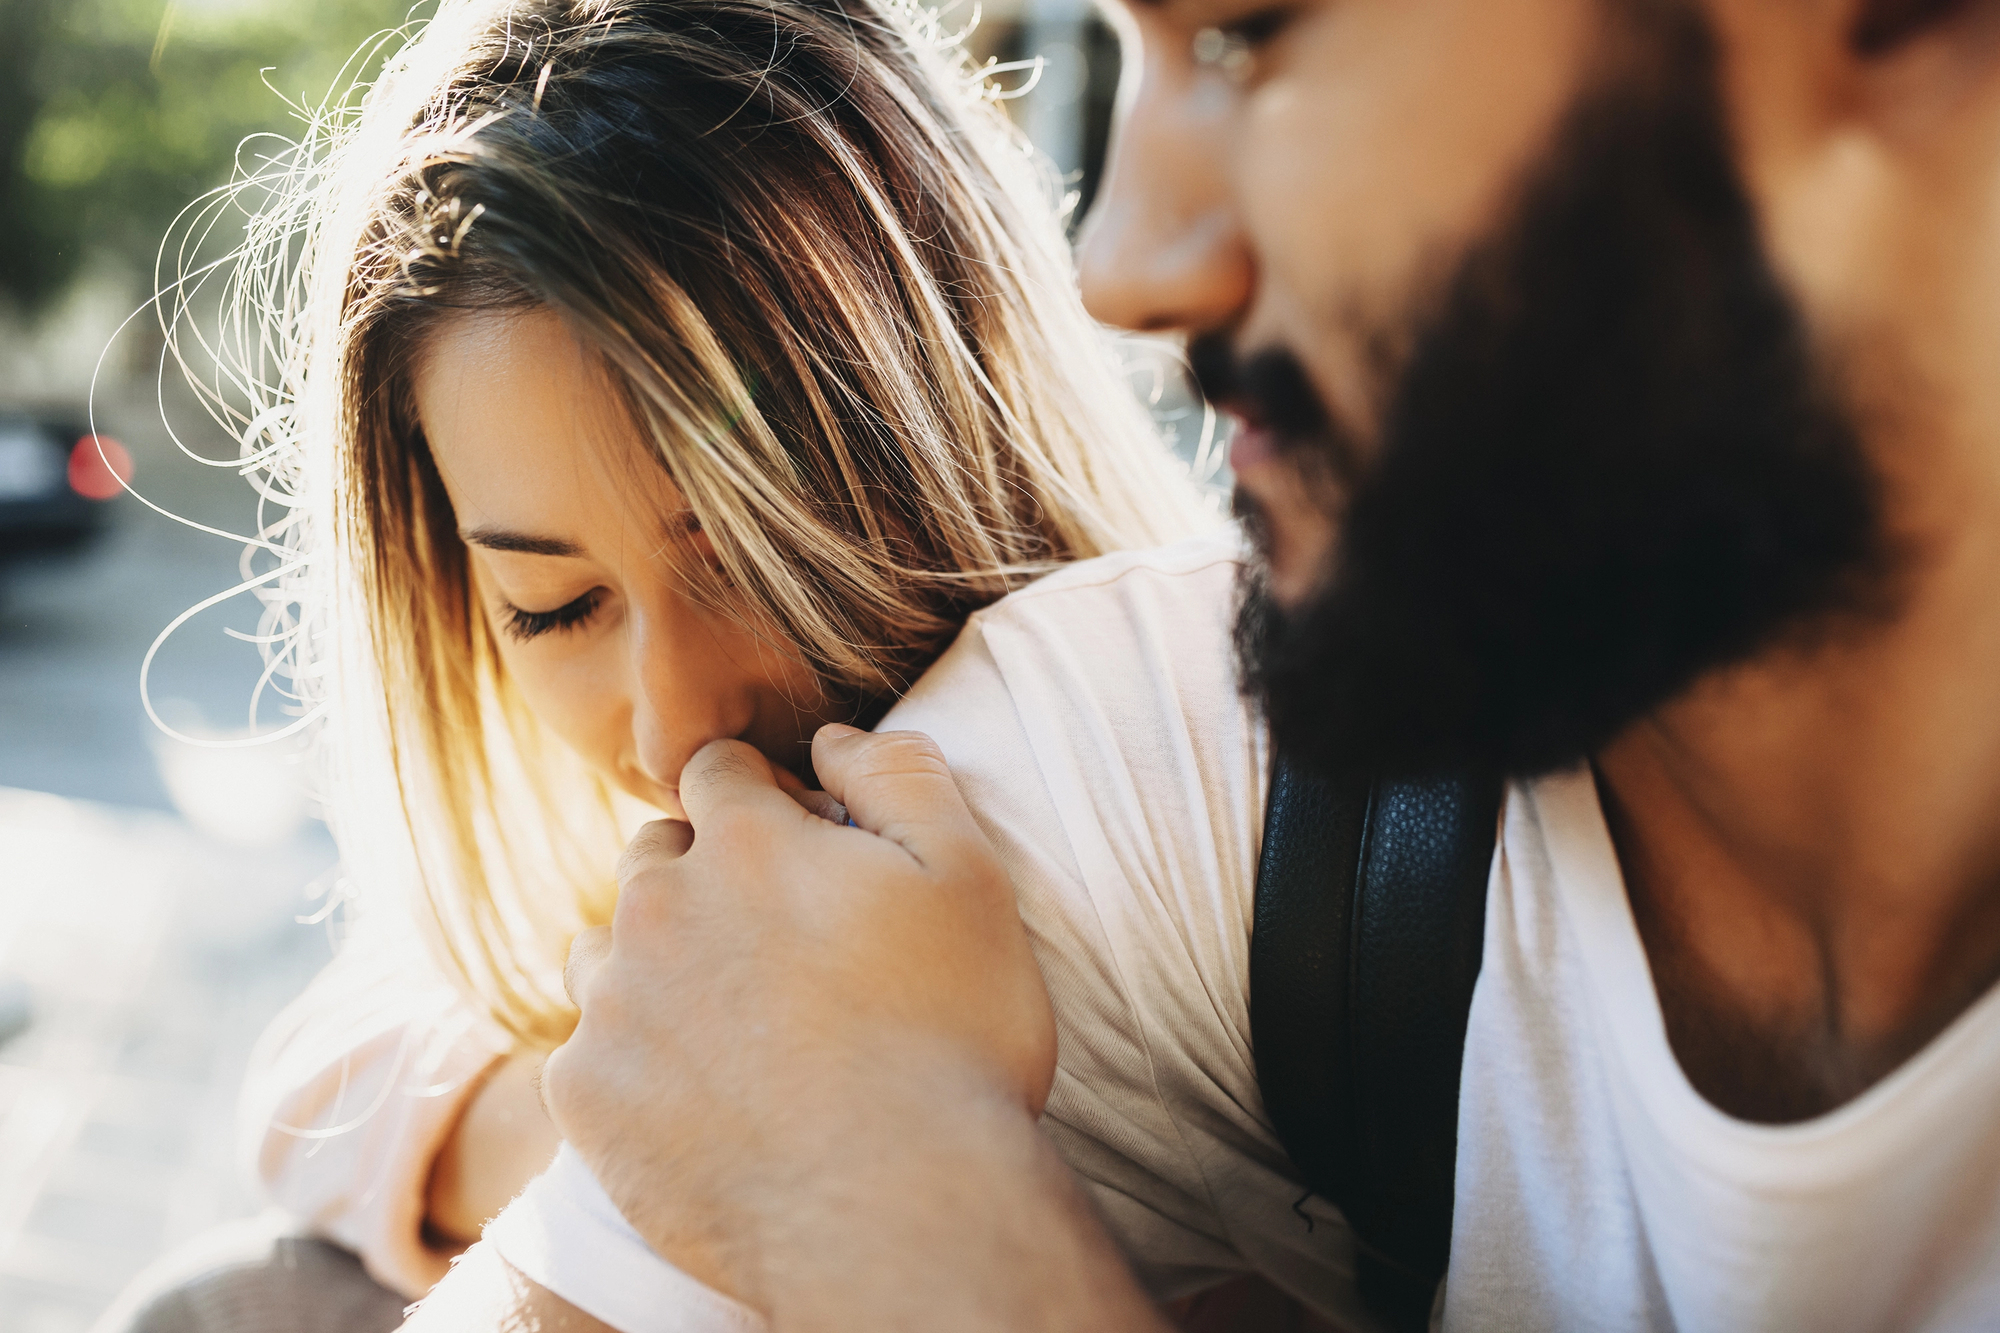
[0,0,423,315]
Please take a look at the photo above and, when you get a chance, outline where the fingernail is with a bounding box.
[819,723,863,739]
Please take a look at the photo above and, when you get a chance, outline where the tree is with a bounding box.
[0,0,422,317]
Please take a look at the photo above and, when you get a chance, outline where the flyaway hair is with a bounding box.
[181,0,1209,1043]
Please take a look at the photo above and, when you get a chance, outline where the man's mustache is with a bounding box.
[1187,331,1363,491]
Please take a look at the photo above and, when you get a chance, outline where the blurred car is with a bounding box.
[0,414,130,561]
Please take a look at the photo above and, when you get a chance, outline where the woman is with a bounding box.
[113,0,1358,1329]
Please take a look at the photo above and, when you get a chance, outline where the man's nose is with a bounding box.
[1076,66,1253,333]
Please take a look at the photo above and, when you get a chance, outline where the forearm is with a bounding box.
[403,1241,617,1333]
[760,1077,1167,1333]
[245,953,517,1297]
[428,1050,563,1246]
[407,1076,1159,1333]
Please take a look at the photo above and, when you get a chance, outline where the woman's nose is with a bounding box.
[630,685,683,791]
[626,604,739,791]
[1076,60,1253,334]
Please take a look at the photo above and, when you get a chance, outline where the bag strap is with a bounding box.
[1250,759,1502,1331]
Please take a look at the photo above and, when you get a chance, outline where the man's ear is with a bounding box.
[1852,0,1977,54]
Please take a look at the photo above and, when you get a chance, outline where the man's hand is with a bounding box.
[543,726,1153,1330]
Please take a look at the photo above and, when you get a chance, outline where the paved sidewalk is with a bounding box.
[0,788,334,1333]
[0,374,348,1332]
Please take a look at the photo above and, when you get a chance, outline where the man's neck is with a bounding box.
[1595,489,2000,1122]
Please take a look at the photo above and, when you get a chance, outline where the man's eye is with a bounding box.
[1192,7,1294,80]
[502,588,604,642]
[1228,6,1297,46]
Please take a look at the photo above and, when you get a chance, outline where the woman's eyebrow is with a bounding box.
[463,526,585,557]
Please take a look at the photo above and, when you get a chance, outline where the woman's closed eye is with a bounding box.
[502,587,605,642]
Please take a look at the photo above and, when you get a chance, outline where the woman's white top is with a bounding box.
[245,532,1371,1322]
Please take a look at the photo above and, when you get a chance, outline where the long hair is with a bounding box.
[194,0,1211,1043]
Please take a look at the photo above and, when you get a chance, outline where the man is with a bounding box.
[415,0,2000,1326]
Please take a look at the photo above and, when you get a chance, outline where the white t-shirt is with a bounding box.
[486,545,2000,1332]
[1447,767,2000,1331]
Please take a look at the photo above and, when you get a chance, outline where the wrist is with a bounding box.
[569,1033,1161,1332]
[428,1049,561,1246]
[627,1032,1033,1297]
[719,1040,1151,1331]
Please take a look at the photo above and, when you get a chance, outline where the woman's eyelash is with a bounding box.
[502,588,604,642]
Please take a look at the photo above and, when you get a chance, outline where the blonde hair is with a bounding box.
[197,0,1210,1044]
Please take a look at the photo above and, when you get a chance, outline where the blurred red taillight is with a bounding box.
[68,434,132,501]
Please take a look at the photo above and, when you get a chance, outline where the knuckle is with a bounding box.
[561,925,611,1008]
[860,729,950,777]
[873,729,947,761]
[541,1039,608,1137]
[540,1042,577,1117]
[613,877,672,935]
[683,737,762,792]
[632,817,680,851]
[612,846,645,890]
[693,803,760,854]
[615,819,687,887]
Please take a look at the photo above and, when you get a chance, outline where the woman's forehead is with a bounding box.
[415,307,689,561]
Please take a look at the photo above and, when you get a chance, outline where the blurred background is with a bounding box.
[0,1,1154,1329]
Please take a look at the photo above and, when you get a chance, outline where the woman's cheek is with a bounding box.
[500,639,631,781]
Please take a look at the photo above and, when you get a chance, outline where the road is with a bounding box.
[0,380,338,1333]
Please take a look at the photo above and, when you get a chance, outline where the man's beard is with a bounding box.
[1220,3,1894,783]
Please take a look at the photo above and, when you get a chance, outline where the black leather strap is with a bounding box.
[1251,759,1502,1331]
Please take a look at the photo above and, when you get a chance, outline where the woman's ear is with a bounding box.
[1851,0,1977,54]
